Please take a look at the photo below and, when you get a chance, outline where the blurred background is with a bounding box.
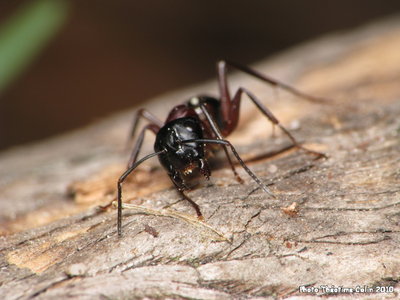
[1,0,400,151]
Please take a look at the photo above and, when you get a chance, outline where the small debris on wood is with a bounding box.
[281,202,299,217]
[144,224,159,237]
[66,263,88,277]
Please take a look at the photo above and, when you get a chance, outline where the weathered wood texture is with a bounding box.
[1,16,400,299]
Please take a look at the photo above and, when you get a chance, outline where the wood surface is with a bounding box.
[1,16,400,299]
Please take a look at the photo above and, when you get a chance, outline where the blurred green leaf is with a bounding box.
[0,0,69,93]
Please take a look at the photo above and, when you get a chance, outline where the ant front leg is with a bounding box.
[179,190,204,221]
[216,60,326,158]
[199,103,244,184]
[181,138,276,198]
[167,168,205,220]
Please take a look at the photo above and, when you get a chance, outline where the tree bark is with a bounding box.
[1,16,400,300]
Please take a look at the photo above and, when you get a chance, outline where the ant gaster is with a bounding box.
[117,60,327,236]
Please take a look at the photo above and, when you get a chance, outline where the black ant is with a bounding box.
[117,60,327,236]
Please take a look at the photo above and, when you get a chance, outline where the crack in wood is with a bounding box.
[295,235,392,246]
[26,276,70,299]
[302,200,400,212]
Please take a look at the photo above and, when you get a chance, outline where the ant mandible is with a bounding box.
[117,60,327,236]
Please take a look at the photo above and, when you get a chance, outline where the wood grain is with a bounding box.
[1,16,399,299]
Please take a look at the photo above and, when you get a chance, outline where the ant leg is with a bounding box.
[179,190,204,221]
[117,150,166,236]
[216,60,329,136]
[199,107,274,196]
[119,121,161,236]
[233,87,326,158]
[127,108,163,150]
[127,123,160,168]
[181,138,276,198]
[168,170,204,218]
[217,61,324,157]
[197,105,276,195]
[199,103,244,183]
[221,60,330,103]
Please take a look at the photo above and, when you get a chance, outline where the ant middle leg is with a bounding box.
[232,87,326,158]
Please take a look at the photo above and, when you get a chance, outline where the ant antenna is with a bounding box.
[197,103,276,198]
[117,150,166,236]
[181,138,276,198]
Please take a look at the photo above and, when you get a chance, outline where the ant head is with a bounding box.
[154,117,210,188]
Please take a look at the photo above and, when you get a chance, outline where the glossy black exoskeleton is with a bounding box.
[117,60,328,236]
[154,116,210,191]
